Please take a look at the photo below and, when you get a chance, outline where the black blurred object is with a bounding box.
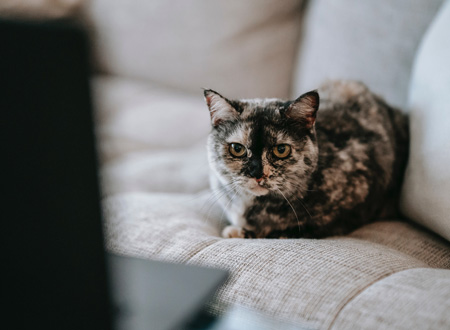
[0,19,227,330]
[0,19,112,330]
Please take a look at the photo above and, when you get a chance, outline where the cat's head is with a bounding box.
[204,89,320,198]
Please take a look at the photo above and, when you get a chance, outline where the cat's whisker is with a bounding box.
[201,188,230,226]
[218,184,240,227]
[199,192,221,216]
[184,188,216,203]
[298,198,313,220]
[202,180,240,226]
[197,184,229,217]
[283,181,317,195]
[283,184,314,220]
[275,187,301,233]
[201,182,234,213]
[213,181,243,227]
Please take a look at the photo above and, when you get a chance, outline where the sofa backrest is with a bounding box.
[292,0,443,108]
[81,0,304,99]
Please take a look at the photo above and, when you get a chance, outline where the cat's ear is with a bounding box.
[285,90,319,129]
[204,89,240,127]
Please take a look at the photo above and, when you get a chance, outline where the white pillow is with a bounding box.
[400,0,450,241]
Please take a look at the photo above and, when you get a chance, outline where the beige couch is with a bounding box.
[80,1,450,329]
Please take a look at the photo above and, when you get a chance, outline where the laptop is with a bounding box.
[1,19,228,330]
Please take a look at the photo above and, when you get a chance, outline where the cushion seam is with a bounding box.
[347,236,450,269]
[326,266,430,330]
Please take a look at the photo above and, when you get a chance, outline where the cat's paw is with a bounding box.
[222,226,246,238]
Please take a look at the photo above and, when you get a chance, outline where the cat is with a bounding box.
[204,80,409,239]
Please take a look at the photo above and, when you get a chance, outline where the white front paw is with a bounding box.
[222,225,246,238]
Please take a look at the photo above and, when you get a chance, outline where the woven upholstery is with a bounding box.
[331,268,450,329]
[103,192,450,329]
[293,0,443,108]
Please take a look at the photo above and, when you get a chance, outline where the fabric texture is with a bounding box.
[81,0,304,99]
[92,76,211,163]
[400,0,450,241]
[331,268,450,329]
[92,76,211,196]
[103,192,450,329]
[292,0,443,109]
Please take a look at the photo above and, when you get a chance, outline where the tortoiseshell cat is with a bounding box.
[204,81,409,239]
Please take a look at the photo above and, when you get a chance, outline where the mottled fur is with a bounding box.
[204,81,409,238]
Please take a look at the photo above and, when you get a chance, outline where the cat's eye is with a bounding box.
[273,144,291,158]
[229,143,247,157]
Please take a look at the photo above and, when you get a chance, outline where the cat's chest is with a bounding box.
[223,192,255,228]
[232,193,255,215]
[242,195,299,230]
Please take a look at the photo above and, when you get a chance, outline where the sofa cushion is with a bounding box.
[100,145,209,196]
[92,75,211,163]
[292,0,443,108]
[400,0,450,241]
[103,192,450,329]
[82,0,304,99]
[331,268,450,329]
[92,75,212,196]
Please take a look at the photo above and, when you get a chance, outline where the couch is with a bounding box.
[16,0,448,328]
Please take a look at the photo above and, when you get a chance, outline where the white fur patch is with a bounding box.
[222,226,245,238]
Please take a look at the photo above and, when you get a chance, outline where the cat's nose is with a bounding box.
[248,159,263,179]
[255,177,264,183]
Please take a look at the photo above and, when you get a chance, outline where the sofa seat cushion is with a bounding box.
[331,268,450,329]
[103,192,450,329]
